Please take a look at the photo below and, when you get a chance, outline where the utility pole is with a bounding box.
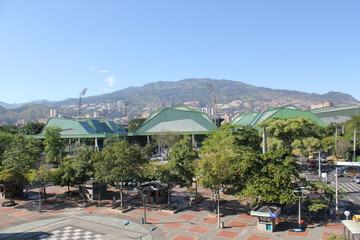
[262,126,267,154]
[335,128,338,155]
[207,83,217,125]
[354,130,357,161]
[318,150,321,179]
[335,167,339,216]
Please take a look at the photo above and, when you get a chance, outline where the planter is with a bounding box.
[160,206,183,214]
[114,206,134,213]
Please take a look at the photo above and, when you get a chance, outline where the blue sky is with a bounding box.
[0,0,359,104]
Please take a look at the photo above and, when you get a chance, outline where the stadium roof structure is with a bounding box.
[130,105,217,136]
[230,105,326,127]
[311,104,360,124]
[31,118,127,139]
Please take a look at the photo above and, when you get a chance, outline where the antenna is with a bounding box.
[78,88,87,118]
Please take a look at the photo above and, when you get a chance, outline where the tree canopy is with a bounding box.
[44,126,64,163]
[259,117,323,153]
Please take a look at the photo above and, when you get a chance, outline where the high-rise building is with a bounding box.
[50,109,57,118]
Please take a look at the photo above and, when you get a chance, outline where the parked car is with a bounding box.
[353,215,360,223]
[321,155,328,163]
[327,160,335,166]
[352,175,360,184]
[308,161,317,168]
[334,171,345,177]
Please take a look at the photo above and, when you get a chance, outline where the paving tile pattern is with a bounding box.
[0,185,345,240]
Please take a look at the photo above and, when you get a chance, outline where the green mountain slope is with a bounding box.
[0,78,358,124]
[0,104,49,125]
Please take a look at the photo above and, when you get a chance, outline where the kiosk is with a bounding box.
[250,205,281,232]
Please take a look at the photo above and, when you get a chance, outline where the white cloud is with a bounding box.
[104,76,116,87]
[98,70,109,73]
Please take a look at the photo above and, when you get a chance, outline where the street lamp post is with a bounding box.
[318,150,322,179]
[335,167,339,216]
[192,177,199,200]
[135,186,155,224]
[38,188,42,213]
[293,186,306,229]
[34,179,42,213]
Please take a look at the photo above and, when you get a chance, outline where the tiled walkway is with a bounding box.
[0,185,344,240]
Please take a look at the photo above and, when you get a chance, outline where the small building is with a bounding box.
[250,205,281,232]
[129,105,218,148]
[0,183,23,200]
[79,180,107,201]
[136,183,168,204]
[342,220,360,240]
[29,117,127,151]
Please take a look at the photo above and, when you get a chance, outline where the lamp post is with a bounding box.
[335,167,339,217]
[135,186,154,224]
[192,177,199,200]
[318,150,322,179]
[34,179,42,213]
[293,186,306,229]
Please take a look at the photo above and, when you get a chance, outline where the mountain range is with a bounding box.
[0,78,359,124]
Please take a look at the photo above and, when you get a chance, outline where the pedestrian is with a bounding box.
[112,195,116,205]
[25,188,28,200]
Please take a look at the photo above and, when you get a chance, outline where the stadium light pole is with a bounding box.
[78,88,87,118]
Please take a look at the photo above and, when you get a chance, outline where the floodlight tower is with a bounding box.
[207,83,217,124]
[124,101,130,120]
[78,88,87,118]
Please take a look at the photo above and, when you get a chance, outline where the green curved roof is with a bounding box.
[230,113,257,125]
[311,104,360,124]
[230,105,325,127]
[32,118,126,139]
[131,105,217,136]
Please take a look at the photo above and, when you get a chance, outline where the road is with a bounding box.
[301,158,360,218]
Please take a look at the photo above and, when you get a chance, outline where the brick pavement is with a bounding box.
[0,185,345,240]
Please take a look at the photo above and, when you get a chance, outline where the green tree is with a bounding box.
[307,182,345,205]
[94,141,147,207]
[21,122,45,135]
[259,117,323,152]
[72,146,95,200]
[0,125,20,134]
[44,127,64,163]
[324,235,346,240]
[52,159,76,193]
[292,136,322,157]
[140,143,158,160]
[73,146,95,183]
[201,125,262,153]
[157,136,198,205]
[322,136,335,154]
[27,166,53,202]
[198,125,260,211]
[104,136,121,146]
[128,118,146,132]
[153,131,182,156]
[0,132,17,162]
[0,168,26,203]
[240,150,301,205]
[2,136,42,172]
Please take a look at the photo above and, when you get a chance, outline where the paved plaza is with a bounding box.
[0,185,344,240]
